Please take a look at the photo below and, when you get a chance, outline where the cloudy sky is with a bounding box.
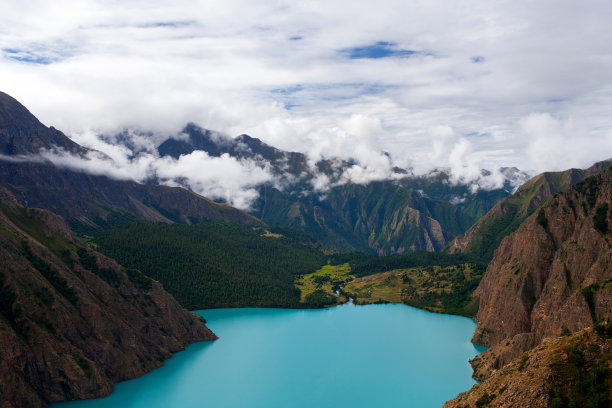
[2,0,612,207]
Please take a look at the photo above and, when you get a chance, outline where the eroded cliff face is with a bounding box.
[470,166,612,380]
[0,188,216,407]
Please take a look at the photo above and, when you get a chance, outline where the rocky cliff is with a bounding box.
[448,160,611,261]
[0,188,216,407]
[469,165,612,381]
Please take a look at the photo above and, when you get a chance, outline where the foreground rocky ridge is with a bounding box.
[0,188,216,407]
[468,165,612,383]
[444,327,611,408]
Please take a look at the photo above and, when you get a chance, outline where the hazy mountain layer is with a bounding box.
[157,124,521,254]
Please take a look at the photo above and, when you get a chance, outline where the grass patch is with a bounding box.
[296,263,353,306]
[342,262,484,316]
[550,341,610,408]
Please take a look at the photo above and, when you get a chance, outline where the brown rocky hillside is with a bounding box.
[469,165,612,381]
[0,187,216,407]
[448,160,611,261]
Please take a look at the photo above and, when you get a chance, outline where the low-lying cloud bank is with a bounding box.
[1,123,527,210]
[36,144,276,210]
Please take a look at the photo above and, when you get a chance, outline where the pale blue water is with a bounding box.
[54,303,483,408]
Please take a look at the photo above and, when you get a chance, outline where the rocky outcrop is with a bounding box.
[0,188,216,407]
[444,327,611,408]
[448,160,611,261]
[469,166,612,380]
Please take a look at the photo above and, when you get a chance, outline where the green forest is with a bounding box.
[94,222,328,309]
[94,221,486,311]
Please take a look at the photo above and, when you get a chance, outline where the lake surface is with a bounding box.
[54,303,484,408]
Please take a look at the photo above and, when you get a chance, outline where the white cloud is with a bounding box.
[153,151,274,209]
[521,113,612,174]
[1,0,612,195]
[24,145,275,210]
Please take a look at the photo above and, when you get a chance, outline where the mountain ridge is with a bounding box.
[0,92,264,234]
[154,123,524,254]
[448,159,612,261]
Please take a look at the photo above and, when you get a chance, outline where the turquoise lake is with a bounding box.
[54,303,483,408]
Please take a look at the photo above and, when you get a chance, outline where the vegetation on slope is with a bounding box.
[444,326,611,408]
[94,222,328,309]
[329,250,480,277]
[95,220,487,314]
[344,263,484,316]
[296,254,485,316]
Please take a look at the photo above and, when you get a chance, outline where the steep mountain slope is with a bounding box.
[255,182,468,253]
[0,187,216,407]
[157,124,518,254]
[469,165,612,380]
[448,160,611,261]
[0,92,85,156]
[0,91,262,235]
[444,327,611,408]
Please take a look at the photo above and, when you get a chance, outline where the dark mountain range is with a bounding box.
[0,92,263,235]
[0,187,216,407]
[156,124,524,254]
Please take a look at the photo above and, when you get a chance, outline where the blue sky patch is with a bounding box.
[140,20,196,28]
[3,48,53,65]
[342,42,420,59]
[271,85,304,95]
[466,131,490,138]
